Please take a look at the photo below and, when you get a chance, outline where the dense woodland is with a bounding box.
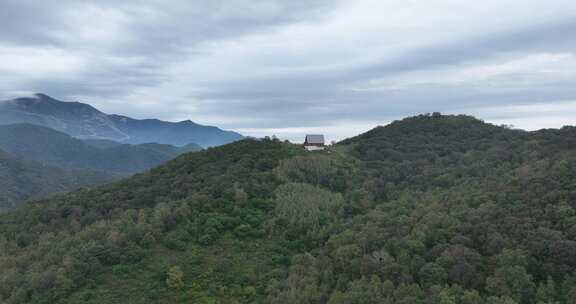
[0,123,202,211]
[0,149,118,211]
[0,124,201,174]
[1,114,576,303]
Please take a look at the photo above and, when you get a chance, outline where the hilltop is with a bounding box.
[1,114,576,303]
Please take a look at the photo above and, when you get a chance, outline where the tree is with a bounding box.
[461,290,483,304]
[140,232,156,248]
[266,254,327,304]
[495,249,529,269]
[166,266,184,289]
[270,183,343,241]
[563,281,576,304]
[536,277,558,304]
[486,266,535,303]
[349,276,386,304]
[486,296,518,304]
[437,289,457,304]
[418,262,447,288]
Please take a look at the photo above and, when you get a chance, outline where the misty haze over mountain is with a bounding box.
[0,93,243,147]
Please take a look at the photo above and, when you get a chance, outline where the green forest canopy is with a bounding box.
[1,114,576,304]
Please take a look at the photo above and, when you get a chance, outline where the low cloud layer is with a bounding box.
[1,0,575,141]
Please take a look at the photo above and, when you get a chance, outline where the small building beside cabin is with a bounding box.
[304,134,325,151]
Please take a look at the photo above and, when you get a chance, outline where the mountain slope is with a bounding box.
[0,124,199,174]
[0,149,117,211]
[2,115,576,303]
[0,138,304,304]
[0,93,125,140]
[0,93,243,147]
[108,115,243,147]
[82,139,124,149]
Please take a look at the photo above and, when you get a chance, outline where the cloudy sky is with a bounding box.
[1,0,576,141]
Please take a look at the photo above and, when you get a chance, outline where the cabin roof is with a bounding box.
[305,134,325,144]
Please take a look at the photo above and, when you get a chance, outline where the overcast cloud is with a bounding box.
[1,0,575,141]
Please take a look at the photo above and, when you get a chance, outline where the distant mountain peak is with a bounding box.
[8,93,94,111]
[178,119,200,126]
[34,92,56,100]
[0,94,243,147]
[12,93,61,104]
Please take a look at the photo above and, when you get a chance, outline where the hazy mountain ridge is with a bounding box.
[0,123,201,174]
[0,124,202,211]
[0,94,243,147]
[82,139,125,149]
[0,94,126,141]
[108,114,243,147]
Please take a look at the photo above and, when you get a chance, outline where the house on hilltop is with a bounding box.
[304,134,325,151]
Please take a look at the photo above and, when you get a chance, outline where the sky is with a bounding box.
[1,0,575,142]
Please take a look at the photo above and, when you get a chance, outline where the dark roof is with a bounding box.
[305,134,325,144]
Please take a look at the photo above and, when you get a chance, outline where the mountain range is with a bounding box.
[0,123,201,174]
[0,93,243,147]
[0,93,239,211]
[0,123,202,211]
[2,114,576,303]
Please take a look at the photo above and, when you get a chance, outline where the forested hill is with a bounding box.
[0,124,201,174]
[0,124,203,211]
[2,114,576,304]
[0,149,117,212]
